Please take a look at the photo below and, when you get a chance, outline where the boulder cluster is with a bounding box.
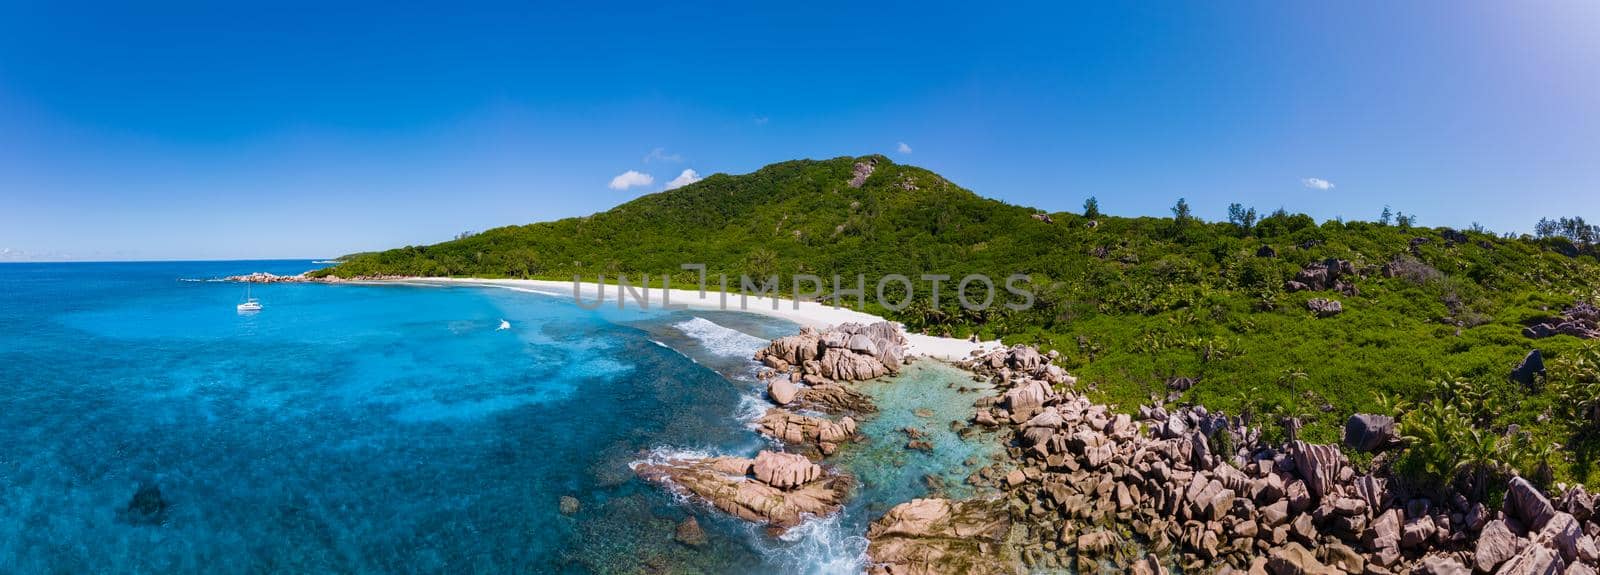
[225,272,312,283]
[1287,258,1360,297]
[223,272,400,283]
[751,322,905,455]
[1308,298,1345,318]
[637,323,910,533]
[755,408,859,456]
[865,344,1600,575]
[1525,303,1600,340]
[755,321,908,382]
[633,450,852,533]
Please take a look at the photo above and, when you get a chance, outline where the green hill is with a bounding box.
[319,155,1600,486]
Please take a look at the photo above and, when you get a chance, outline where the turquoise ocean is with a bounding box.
[0,261,994,574]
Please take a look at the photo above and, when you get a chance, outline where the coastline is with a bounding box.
[401,277,1003,361]
[227,268,1600,573]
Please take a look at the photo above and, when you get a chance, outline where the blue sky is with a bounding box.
[2,1,1597,260]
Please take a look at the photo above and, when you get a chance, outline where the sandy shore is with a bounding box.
[403,277,1002,361]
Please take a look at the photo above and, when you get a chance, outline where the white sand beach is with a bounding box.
[410,277,1003,361]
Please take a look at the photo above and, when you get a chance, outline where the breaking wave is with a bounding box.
[753,512,870,575]
[673,317,768,359]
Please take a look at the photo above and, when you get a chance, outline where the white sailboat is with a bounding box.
[237,284,262,312]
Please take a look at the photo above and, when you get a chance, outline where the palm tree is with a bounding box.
[1399,398,1467,494]
[1451,427,1501,501]
[746,248,778,280]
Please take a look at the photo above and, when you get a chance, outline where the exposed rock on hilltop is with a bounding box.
[848,158,877,188]
[633,450,852,532]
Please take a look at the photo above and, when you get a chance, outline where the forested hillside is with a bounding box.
[319,156,1600,486]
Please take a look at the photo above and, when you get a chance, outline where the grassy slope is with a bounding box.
[319,156,1600,485]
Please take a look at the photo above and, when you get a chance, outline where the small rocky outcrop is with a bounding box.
[634,450,851,532]
[1439,228,1470,246]
[1286,258,1360,296]
[1307,298,1344,318]
[1031,213,1054,224]
[754,322,907,382]
[1524,302,1600,339]
[866,497,1022,575]
[756,408,858,455]
[752,450,822,489]
[793,382,877,415]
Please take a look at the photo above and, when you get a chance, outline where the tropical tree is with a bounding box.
[1227,203,1258,236]
[1452,427,1503,500]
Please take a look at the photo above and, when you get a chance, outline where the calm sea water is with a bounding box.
[0,261,994,574]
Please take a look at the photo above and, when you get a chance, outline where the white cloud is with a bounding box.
[1302,177,1335,190]
[665,169,703,190]
[896,142,913,154]
[643,147,682,163]
[608,170,654,190]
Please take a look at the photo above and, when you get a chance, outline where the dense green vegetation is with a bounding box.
[319,155,1600,488]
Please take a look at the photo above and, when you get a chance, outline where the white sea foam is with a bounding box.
[626,445,724,471]
[752,512,870,575]
[668,317,778,426]
[673,317,767,359]
[649,339,702,365]
[736,393,771,428]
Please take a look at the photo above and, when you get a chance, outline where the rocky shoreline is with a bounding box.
[869,343,1600,574]
[635,320,1600,574]
[222,272,407,283]
[633,322,907,532]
